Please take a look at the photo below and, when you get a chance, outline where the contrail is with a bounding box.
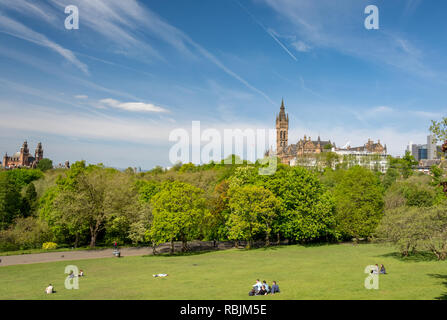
[234,0,297,62]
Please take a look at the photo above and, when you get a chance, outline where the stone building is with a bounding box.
[272,99,333,165]
[2,141,43,169]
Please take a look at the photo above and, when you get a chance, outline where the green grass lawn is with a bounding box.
[0,243,446,300]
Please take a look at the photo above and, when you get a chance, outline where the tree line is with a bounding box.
[1,133,447,259]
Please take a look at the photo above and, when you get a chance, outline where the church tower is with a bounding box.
[276,99,289,151]
[19,141,30,166]
[35,142,43,162]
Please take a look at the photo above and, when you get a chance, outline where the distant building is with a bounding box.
[268,100,387,172]
[417,159,441,174]
[407,135,441,161]
[270,99,334,165]
[333,139,388,173]
[2,141,43,169]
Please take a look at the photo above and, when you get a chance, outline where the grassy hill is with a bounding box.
[0,243,446,300]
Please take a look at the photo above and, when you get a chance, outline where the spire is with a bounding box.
[278,98,287,121]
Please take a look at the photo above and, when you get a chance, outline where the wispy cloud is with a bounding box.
[292,40,311,52]
[266,28,298,61]
[99,98,169,113]
[235,0,298,61]
[258,0,439,80]
[0,0,58,26]
[0,13,89,74]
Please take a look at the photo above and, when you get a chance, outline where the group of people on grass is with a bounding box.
[249,279,280,296]
[371,264,386,275]
[45,269,84,294]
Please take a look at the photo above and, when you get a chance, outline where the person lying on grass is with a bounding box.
[153,273,168,277]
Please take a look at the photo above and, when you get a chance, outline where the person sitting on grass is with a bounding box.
[257,285,268,296]
[248,288,256,296]
[45,284,54,294]
[380,264,386,274]
[253,279,262,292]
[79,270,84,277]
[271,281,280,294]
[371,264,379,274]
[262,280,270,293]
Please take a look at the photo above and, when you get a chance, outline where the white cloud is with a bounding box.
[0,0,58,25]
[258,0,438,80]
[291,40,311,52]
[99,98,168,113]
[75,95,88,99]
[0,14,88,74]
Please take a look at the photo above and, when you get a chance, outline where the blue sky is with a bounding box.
[0,0,446,169]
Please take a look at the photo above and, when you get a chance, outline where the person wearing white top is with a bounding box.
[45,284,54,294]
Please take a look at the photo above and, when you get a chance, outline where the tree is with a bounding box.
[430,117,447,143]
[50,164,138,247]
[375,206,422,256]
[333,166,384,241]
[20,182,37,217]
[377,205,447,260]
[259,166,336,242]
[227,185,280,248]
[389,151,418,179]
[149,181,207,253]
[384,175,443,210]
[37,158,53,172]
[203,180,230,245]
[0,173,21,230]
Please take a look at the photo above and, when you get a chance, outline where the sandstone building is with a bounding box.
[273,99,334,165]
[2,141,43,169]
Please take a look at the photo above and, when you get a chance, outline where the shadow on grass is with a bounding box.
[428,274,447,300]
[377,251,438,262]
[142,249,221,258]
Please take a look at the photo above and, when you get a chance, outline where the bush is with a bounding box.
[384,175,443,210]
[0,217,51,251]
[42,242,58,250]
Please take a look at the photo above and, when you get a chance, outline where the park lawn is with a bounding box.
[0,243,445,300]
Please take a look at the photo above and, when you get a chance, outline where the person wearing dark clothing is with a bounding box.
[257,286,267,296]
[380,264,386,274]
[271,281,280,294]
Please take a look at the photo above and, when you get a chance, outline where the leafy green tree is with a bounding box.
[20,182,37,217]
[179,163,197,173]
[0,173,22,230]
[203,180,230,245]
[375,206,422,256]
[389,151,418,179]
[50,164,138,247]
[149,181,207,253]
[333,166,384,241]
[36,158,53,172]
[6,169,43,188]
[227,185,280,248]
[381,167,400,190]
[377,205,447,260]
[136,180,161,203]
[259,166,336,242]
[384,175,444,210]
[430,117,447,143]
